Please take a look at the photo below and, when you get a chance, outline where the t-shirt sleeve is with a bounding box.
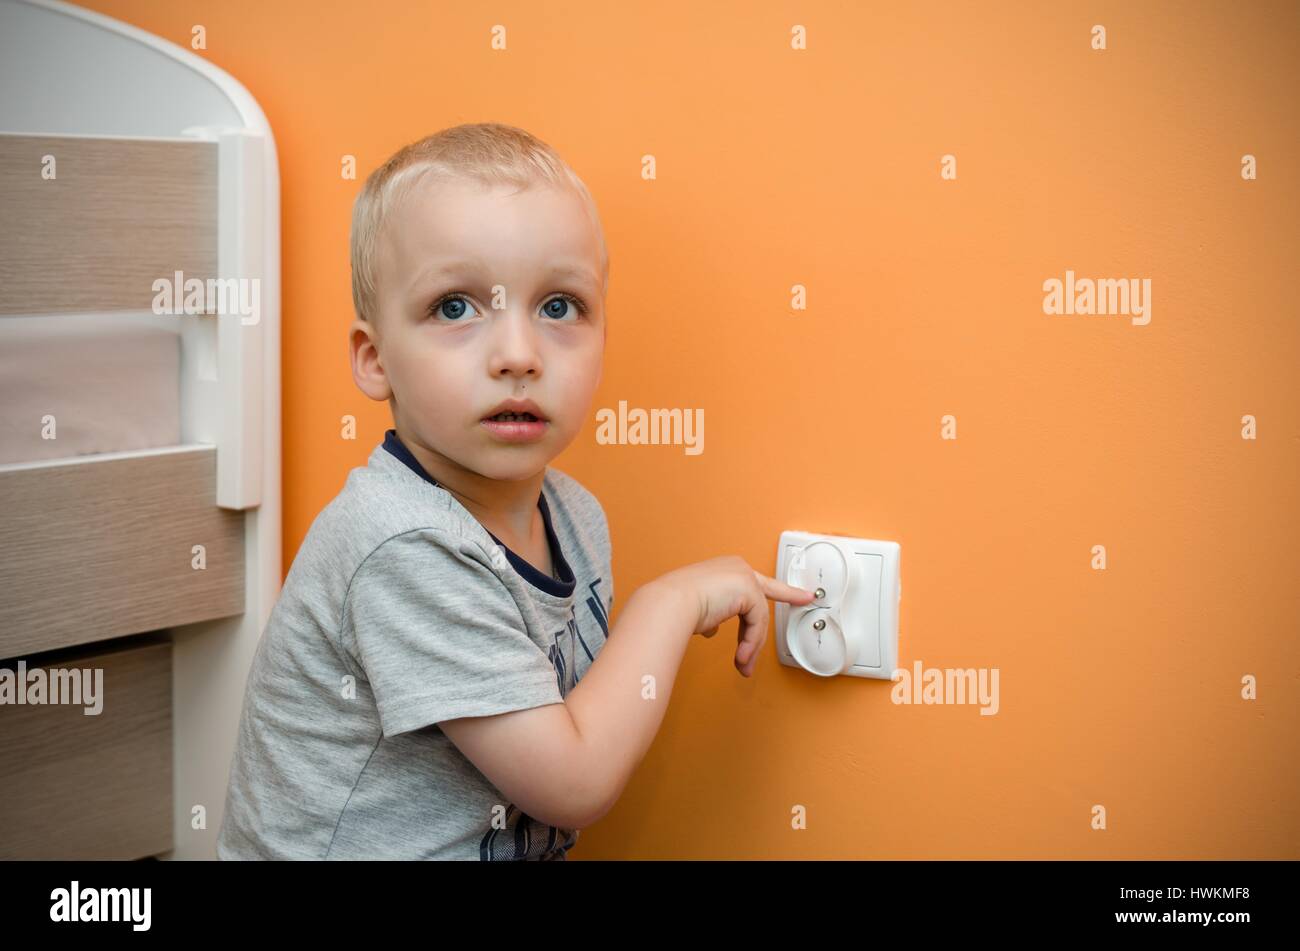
[599,501,613,612]
[343,528,564,737]
[587,491,614,615]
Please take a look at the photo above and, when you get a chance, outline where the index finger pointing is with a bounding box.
[752,569,818,605]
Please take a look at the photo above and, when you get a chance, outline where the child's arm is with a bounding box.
[439,559,815,830]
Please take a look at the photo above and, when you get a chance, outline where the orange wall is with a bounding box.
[77,0,1298,858]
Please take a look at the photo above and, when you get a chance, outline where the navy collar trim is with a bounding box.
[381,429,576,597]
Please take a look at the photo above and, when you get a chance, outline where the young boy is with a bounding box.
[217,123,814,860]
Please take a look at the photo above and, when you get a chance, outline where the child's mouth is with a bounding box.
[481,413,549,441]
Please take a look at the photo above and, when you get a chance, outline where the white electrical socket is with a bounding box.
[775,530,901,679]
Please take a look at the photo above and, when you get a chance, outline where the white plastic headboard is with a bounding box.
[0,0,280,512]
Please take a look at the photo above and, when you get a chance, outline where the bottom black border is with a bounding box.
[0,858,1287,937]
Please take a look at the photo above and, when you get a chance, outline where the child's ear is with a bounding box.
[349,317,393,402]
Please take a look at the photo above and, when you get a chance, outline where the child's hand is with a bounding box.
[659,556,818,677]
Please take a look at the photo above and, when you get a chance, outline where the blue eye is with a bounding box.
[541,293,588,321]
[429,294,479,321]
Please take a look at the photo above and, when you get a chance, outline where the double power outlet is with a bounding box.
[774,530,901,679]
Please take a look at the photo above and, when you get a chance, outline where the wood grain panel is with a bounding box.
[0,133,217,315]
[0,636,172,860]
[0,447,244,657]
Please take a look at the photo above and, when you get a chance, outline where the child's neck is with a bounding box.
[396,428,546,545]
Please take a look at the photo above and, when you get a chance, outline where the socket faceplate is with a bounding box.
[775,530,901,679]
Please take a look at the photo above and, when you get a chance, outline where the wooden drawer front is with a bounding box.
[0,446,245,657]
[0,637,172,860]
[0,133,218,316]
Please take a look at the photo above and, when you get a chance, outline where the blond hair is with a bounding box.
[349,122,609,325]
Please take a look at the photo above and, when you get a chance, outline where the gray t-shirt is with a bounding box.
[216,429,613,860]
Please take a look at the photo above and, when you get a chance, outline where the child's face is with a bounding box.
[361,174,606,482]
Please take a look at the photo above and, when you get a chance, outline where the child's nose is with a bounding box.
[487,310,544,372]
